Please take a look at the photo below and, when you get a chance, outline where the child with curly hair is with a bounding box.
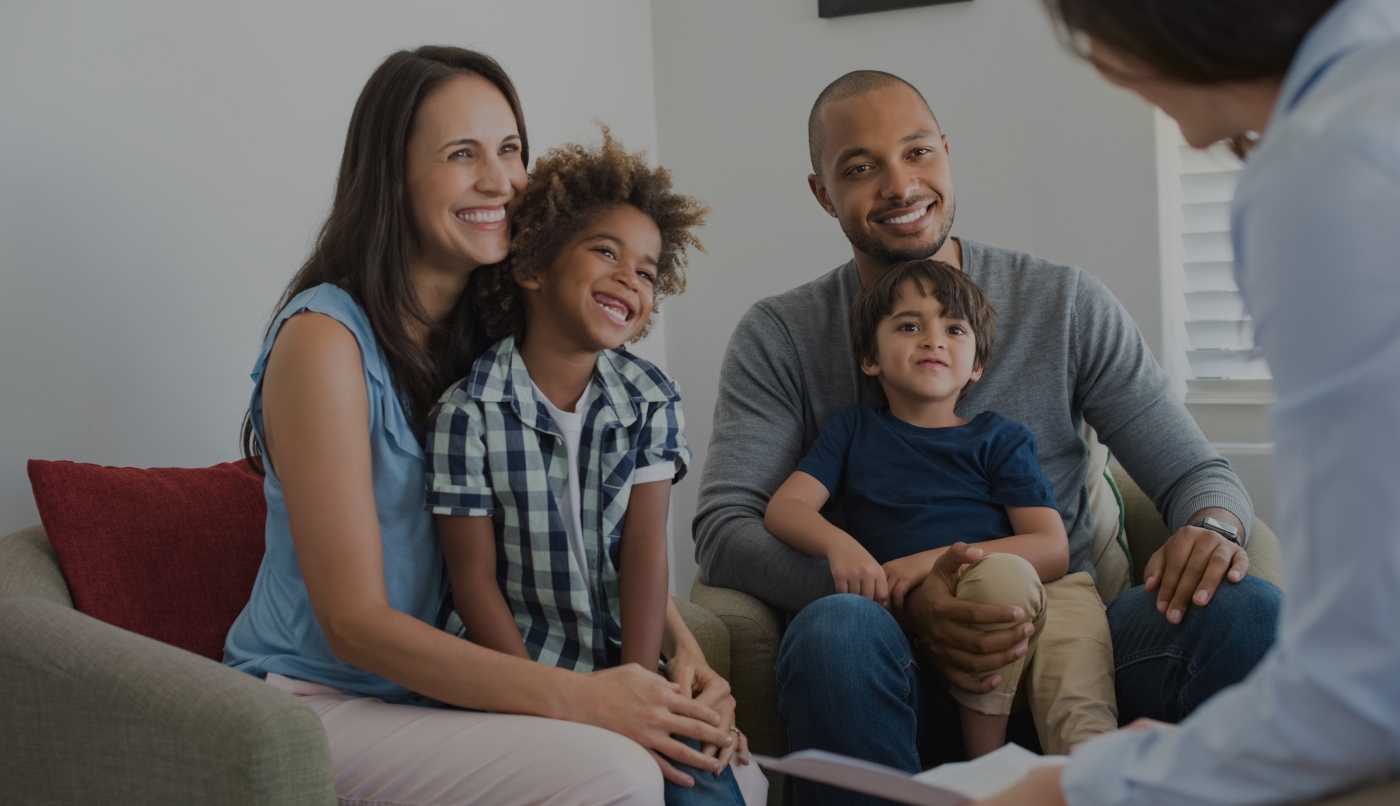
[426,129,763,806]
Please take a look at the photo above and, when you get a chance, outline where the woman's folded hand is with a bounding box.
[569,662,733,787]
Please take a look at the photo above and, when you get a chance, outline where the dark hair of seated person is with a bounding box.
[241,46,529,471]
[1042,0,1341,83]
[1041,1,1340,156]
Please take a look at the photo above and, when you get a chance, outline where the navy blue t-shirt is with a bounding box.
[795,405,1059,565]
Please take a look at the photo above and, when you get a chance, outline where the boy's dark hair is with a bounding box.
[850,259,996,401]
[474,126,708,342]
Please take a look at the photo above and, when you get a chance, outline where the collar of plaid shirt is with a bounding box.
[463,336,679,438]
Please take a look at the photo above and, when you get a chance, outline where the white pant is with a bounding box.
[268,674,767,806]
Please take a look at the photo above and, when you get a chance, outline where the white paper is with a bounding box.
[753,743,1067,805]
[753,750,970,806]
[914,744,1068,800]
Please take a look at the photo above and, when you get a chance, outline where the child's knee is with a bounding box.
[956,552,1044,621]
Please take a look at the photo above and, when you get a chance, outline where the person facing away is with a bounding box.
[978,0,1400,804]
[425,129,765,806]
[694,67,1281,805]
[765,258,1118,759]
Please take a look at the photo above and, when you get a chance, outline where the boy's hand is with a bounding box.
[828,540,890,607]
[883,550,942,614]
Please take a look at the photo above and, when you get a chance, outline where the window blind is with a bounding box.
[1158,119,1272,394]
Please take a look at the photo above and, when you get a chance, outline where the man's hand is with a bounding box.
[900,543,1033,694]
[1143,508,1249,624]
[828,539,890,607]
[883,549,942,614]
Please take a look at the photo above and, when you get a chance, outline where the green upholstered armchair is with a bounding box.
[691,468,1398,806]
[0,524,728,805]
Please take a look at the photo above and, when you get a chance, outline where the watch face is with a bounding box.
[1196,517,1242,545]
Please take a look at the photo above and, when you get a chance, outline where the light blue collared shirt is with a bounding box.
[1063,0,1400,803]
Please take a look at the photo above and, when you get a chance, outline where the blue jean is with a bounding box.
[775,577,1281,806]
[664,737,746,805]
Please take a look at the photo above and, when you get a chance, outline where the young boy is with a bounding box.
[425,131,764,806]
[765,258,1116,759]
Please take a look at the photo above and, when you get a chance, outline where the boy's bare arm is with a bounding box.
[981,506,1071,582]
[619,480,671,671]
[889,507,1069,614]
[766,472,888,605]
[438,514,531,659]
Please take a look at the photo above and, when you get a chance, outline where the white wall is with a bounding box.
[649,0,1162,594]
[1,0,1169,600]
[0,1,664,536]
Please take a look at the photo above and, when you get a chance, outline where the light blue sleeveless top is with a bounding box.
[224,283,447,703]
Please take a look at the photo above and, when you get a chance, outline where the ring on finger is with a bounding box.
[729,726,741,735]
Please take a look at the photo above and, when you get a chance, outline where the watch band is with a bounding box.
[1192,516,1247,548]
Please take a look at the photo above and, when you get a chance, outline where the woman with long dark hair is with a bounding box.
[223,46,747,805]
[980,1,1400,804]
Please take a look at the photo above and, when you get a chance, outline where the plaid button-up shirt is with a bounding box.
[425,337,690,671]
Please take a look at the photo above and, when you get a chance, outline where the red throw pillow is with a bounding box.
[27,459,267,661]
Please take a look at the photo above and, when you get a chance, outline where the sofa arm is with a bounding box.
[675,596,731,680]
[0,525,73,606]
[1111,467,1285,590]
[0,596,334,805]
[689,572,787,758]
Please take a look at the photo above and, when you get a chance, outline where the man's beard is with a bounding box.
[842,196,956,266]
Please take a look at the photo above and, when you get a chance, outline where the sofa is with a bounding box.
[691,466,1400,806]
[0,520,730,805]
[2,458,1394,805]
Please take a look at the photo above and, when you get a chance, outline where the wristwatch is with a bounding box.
[1192,516,1247,549]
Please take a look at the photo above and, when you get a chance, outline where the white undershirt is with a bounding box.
[533,380,676,577]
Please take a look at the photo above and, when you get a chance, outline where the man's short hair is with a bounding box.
[850,259,996,401]
[808,70,939,175]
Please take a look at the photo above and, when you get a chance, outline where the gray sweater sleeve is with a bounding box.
[692,305,837,614]
[1070,272,1254,534]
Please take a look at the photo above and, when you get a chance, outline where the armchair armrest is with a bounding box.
[675,596,731,680]
[689,573,787,758]
[1111,466,1285,590]
[0,595,334,805]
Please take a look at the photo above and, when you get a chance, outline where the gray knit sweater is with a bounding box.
[692,239,1252,614]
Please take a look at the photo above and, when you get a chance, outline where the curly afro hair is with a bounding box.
[473,125,708,342]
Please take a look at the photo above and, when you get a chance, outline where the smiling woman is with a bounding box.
[240,47,529,452]
[222,46,745,806]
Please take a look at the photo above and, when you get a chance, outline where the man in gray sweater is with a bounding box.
[693,71,1281,804]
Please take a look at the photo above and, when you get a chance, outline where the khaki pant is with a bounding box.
[949,554,1118,755]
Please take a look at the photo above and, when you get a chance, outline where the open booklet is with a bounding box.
[752,742,1067,806]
